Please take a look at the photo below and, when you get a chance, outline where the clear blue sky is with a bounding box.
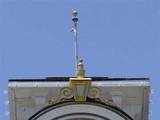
[0,0,159,119]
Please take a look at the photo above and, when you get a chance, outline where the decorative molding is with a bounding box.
[47,77,116,107]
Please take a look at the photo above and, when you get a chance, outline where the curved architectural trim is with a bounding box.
[52,113,109,120]
[29,99,133,120]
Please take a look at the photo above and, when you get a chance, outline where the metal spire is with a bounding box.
[71,9,79,74]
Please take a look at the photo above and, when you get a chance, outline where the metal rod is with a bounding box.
[71,9,79,74]
[75,22,78,71]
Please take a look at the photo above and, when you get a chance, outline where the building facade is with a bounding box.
[8,76,150,120]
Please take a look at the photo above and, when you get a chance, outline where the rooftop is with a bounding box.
[9,76,149,82]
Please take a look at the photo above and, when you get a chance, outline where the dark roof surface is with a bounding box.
[9,77,149,82]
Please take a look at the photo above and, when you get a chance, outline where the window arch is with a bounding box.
[29,100,133,120]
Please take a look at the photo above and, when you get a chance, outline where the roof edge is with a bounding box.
[9,77,149,82]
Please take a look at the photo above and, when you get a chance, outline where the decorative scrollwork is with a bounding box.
[88,86,101,99]
[60,87,73,99]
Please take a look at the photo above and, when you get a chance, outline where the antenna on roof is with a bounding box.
[71,9,79,75]
[71,9,85,77]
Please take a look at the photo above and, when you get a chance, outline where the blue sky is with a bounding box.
[0,0,159,119]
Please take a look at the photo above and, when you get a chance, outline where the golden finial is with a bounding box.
[76,59,85,78]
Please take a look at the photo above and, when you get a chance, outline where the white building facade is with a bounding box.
[8,77,150,120]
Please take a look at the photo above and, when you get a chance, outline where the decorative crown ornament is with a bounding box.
[69,59,91,102]
[48,59,102,104]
